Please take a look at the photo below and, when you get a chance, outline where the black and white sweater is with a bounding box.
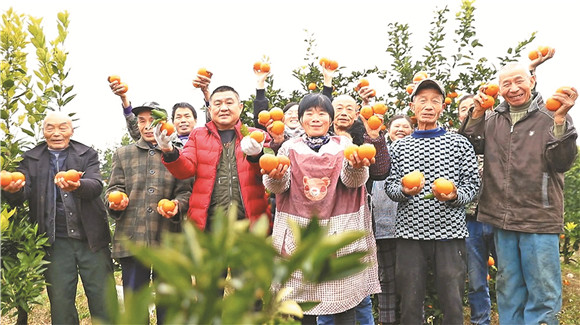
[385,127,480,240]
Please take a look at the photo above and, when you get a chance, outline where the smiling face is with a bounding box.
[332,95,359,131]
[388,117,412,141]
[284,104,300,129]
[410,88,445,130]
[300,107,331,137]
[209,90,243,130]
[458,97,474,123]
[499,65,535,107]
[173,107,196,136]
[43,113,74,150]
[137,110,156,145]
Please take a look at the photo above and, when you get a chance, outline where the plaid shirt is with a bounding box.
[106,138,191,258]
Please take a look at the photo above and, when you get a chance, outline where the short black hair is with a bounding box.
[283,102,298,113]
[210,85,240,101]
[387,114,413,130]
[298,93,335,122]
[171,102,197,121]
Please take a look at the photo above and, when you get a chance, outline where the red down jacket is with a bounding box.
[163,120,269,230]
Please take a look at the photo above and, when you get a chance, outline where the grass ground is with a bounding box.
[3,263,580,324]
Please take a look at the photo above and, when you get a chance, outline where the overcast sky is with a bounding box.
[5,0,579,149]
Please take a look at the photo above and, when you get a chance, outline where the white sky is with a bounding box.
[5,0,580,149]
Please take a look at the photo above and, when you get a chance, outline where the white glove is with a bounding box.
[240,135,264,156]
[154,124,175,151]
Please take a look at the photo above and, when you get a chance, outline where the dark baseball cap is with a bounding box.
[410,78,446,101]
[132,101,166,116]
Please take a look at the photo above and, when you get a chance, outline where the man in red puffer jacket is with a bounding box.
[155,85,270,230]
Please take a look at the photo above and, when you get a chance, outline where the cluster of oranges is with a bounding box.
[1,170,25,187]
[107,190,128,205]
[360,103,388,130]
[480,83,499,109]
[546,87,572,111]
[259,153,290,173]
[257,107,285,135]
[107,75,128,94]
[54,169,83,182]
[319,57,339,71]
[528,46,552,61]
[343,143,377,161]
[354,78,377,98]
[253,61,271,73]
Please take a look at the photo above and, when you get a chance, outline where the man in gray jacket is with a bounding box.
[461,63,578,325]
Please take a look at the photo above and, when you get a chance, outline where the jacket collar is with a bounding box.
[495,92,543,115]
[26,140,88,160]
[205,120,243,139]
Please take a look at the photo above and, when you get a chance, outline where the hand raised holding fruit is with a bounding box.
[240,133,264,156]
[253,60,271,89]
[193,68,213,102]
[154,123,175,152]
[54,169,82,192]
[529,46,555,72]
[157,199,178,218]
[548,87,578,123]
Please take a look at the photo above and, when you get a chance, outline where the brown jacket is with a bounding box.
[460,93,577,233]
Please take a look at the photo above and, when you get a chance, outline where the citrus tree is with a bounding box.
[1,8,75,323]
[562,148,580,264]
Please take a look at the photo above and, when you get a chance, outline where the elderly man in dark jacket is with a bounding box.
[2,111,114,324]
[461,63,578,325]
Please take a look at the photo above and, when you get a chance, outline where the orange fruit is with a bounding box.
[158,199,176,212]
[108,190,125,204]
[259,154,279,173]
[328,60,338,70]
[369,89,376,98]
[487,274,491,281]
[367,116,382,130]
[480,95,495,109]
[270,120,285,135]
[406,84,415,94]
[308,82,317,91]
[343,144,359,159]
[546,97,561,111]
[445,97,452,105]
[360,106,374,120]
[118,82,128,94]
[433,177,454,195]
[357,143,376,160]
[556,86,571,94]
[65,169,82,182]
[1,171,12,187]
[197,68,212,78]
[560,234,565,240]
[55,171,67,181]
[270,107,284,121]
[402,170,424,189]
[253,61,262,71]
[319,57,329,67]
[528,49,539,61]
[260,62,270,73]
[258,111,271,124]
[358,79,370,89]
[107,75,121,84]
[278,155,290,167]
[413,71,428,82]
[488,256,495,267]
[11,171,25,182]
[380,124,387,131]
[448,92,458,98]
[372,103,387,115]
[538,46,550,56]
[249,130,265,143]
[160,121,175,136]
[485,83,499,97]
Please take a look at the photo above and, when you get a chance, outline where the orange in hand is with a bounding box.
[249,130,265,143]
[197,68,212,78]
[258,111,271,124]
[367,116,382,130]
[484,83,499,97]
[278,155,291,167]
[372,103,387,115]
[160,121,175,136]
[360,106,374,120]
[260,62,271,73]
[433,177,454,195]
[107,75,121,84]
[11,172,25,182]
[253,62,262,71]
[402,170,424,189]
[270,121,285,135]
[269,107,284,121]
[545,97,561,111]
[65,169,82,182]
[480,95,495,109]
[357,143,376,161]
[108,191,126,205]
[158,199,176,213]
[1,171,13,187]
[118,82,128,94]
[259,154,279,173]
[343,144,359,159]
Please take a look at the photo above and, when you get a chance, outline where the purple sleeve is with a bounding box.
[364,133,390,180]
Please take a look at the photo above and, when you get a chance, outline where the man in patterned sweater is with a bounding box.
[385,78,480,324]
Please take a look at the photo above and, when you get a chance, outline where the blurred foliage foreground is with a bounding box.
[102,207,369,325]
